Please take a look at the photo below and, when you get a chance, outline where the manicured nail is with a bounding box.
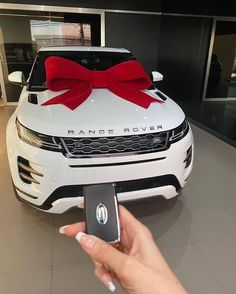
[102,274,116,292]
[107,281,116,292]
[77,202,84,209]
[75,232,86,242]
[94,261,102,268]
[59,225,69,234]
[75,232,95,249]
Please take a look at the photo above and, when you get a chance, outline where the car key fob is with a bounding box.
[84,184,120,243]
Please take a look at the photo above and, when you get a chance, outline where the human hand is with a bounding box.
[59,205,187,294]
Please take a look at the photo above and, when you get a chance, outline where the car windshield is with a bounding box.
[28,50,135,91]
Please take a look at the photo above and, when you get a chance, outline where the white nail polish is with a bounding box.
[107,281,116,292]
[95,261,102,268]
[75,232,86,243]
[77,202,84,209]
[59,225,69,234]
[102,274,116,292]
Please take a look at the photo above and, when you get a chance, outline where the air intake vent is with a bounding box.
[155,91,167,101]
[28,94,38,104]
[184,146,192,168]
[17,156,43,184]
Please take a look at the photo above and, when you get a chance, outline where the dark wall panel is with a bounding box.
[0,0,162,12]
[157,15,212,103]
[1,0,236,16]
[162,0,236,17]
[105,12,161,74]
[162,0,205,15]
[203,1,236,17]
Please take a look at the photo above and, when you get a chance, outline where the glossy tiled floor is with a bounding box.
[0,106,236,294]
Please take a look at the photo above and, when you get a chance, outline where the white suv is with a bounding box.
[6,46,193,214]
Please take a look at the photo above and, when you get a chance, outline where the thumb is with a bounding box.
[75,232,127,275]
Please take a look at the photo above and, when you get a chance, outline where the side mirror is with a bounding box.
[151,71,163,82]
[8,71,26,86]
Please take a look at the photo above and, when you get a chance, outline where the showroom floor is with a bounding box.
[0,106,236,294]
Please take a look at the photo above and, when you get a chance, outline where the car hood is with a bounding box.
[17,88,185,137]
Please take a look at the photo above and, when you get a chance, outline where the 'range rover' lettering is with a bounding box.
[67,126,163,136]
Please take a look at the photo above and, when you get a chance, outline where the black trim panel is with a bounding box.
[14,174,181,211]
[69,157,166,168]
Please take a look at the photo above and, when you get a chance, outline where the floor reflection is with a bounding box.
[180,100,236,147]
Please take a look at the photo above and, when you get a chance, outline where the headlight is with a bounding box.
[16,119,62,152]
[169,119,189,143]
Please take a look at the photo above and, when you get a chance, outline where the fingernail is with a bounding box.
[102,274,116,292]
[77,202,84,209]
[59,225,69,234]
[94,261,102,268]
[75,232,95,249]
[107,282,116,292]
[75,232,86,243]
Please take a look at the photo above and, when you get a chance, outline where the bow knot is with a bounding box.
[42,56,163,110]
[91,71,109,88]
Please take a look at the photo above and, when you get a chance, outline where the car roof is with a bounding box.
[39,46,130,53]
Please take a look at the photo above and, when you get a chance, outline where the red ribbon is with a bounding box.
[42,56,163,110]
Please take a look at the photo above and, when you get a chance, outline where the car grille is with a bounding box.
[60,132,170,157]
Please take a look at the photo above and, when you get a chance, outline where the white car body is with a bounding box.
[6,46,194,214]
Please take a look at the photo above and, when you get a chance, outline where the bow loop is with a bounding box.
[108,60,151,87]
[42,56,163,110]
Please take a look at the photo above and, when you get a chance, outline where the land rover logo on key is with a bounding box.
[96,203,108,225]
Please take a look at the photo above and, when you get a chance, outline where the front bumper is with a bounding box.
[7,116,194,214]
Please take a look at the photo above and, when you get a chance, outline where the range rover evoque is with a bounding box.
[6,46,194,213]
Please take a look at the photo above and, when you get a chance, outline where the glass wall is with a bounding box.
[183,20,236,147]
[206,21,236,100]
[30,20,91,48]
[0,9,99,104]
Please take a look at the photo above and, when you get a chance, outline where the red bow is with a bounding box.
[42,56,163,110]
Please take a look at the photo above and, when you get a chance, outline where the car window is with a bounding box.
[28,50,135,91]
